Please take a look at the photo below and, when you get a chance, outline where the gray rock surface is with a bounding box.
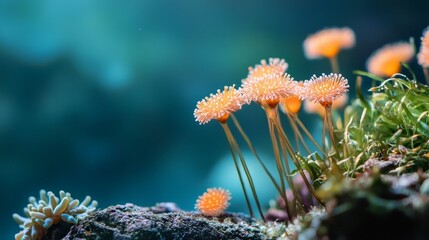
[45,203,264,240]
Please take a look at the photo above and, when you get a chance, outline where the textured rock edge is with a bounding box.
[44,203,264,240]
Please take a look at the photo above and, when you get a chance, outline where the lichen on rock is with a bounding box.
[59,203,264,240]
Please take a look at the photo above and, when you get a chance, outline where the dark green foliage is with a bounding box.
[340,71,429,174]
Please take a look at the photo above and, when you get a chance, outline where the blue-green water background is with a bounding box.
[1,0,428,238]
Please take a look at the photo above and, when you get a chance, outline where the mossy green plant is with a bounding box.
[339,70,429,175]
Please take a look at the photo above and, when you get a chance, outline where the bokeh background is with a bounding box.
[1,0,428,238]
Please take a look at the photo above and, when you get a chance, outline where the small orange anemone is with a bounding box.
[194,85,244,125]
[301,73,349,107]
[303,27,355,59]
[195,188,231,217]
[366,42,415,77]
[240,73,296,107]
[418,27,429,68]
[247,58,288,79]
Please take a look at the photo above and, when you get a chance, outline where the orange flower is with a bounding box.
[418,27,429,68]
[194,85,244,125]
[247,58,288,79]
[301,73,349,107]
[366,42,415,77]
[195,188,231,217]
[280,95,302,114]
[240,73,296,107]
[303,27,355,59]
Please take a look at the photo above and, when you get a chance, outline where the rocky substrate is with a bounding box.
[43,202,264,240]
[40,172,429,240]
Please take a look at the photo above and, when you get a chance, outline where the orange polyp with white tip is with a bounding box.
[194,85,244,125]
[195,188,231,217]
[303,27,355,59]
[366,41,414,77]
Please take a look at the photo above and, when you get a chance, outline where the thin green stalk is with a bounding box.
[273,110,303,215]
[231,140,266,222]
[274,124,298,215]
[325,106,341,157]
[276,131,306,215]
[330,56,339,73]
[294,130,300,153]
[220,122,254,218]
[265,109,292,220]
[273,121,324,206]
[322,110,327,154]
[343,116,354,172]
[230,114,283,195]
[322,106,342,175]
[285,113,311,155]
[424,67,429,86]
[294,116,328,158]
[221,122,266,221]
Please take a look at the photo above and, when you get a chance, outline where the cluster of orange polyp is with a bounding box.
[193,26,429,222]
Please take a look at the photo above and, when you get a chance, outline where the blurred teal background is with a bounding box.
[1,0,428,238]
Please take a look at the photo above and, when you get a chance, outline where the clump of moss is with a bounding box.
[340,71,429,175]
